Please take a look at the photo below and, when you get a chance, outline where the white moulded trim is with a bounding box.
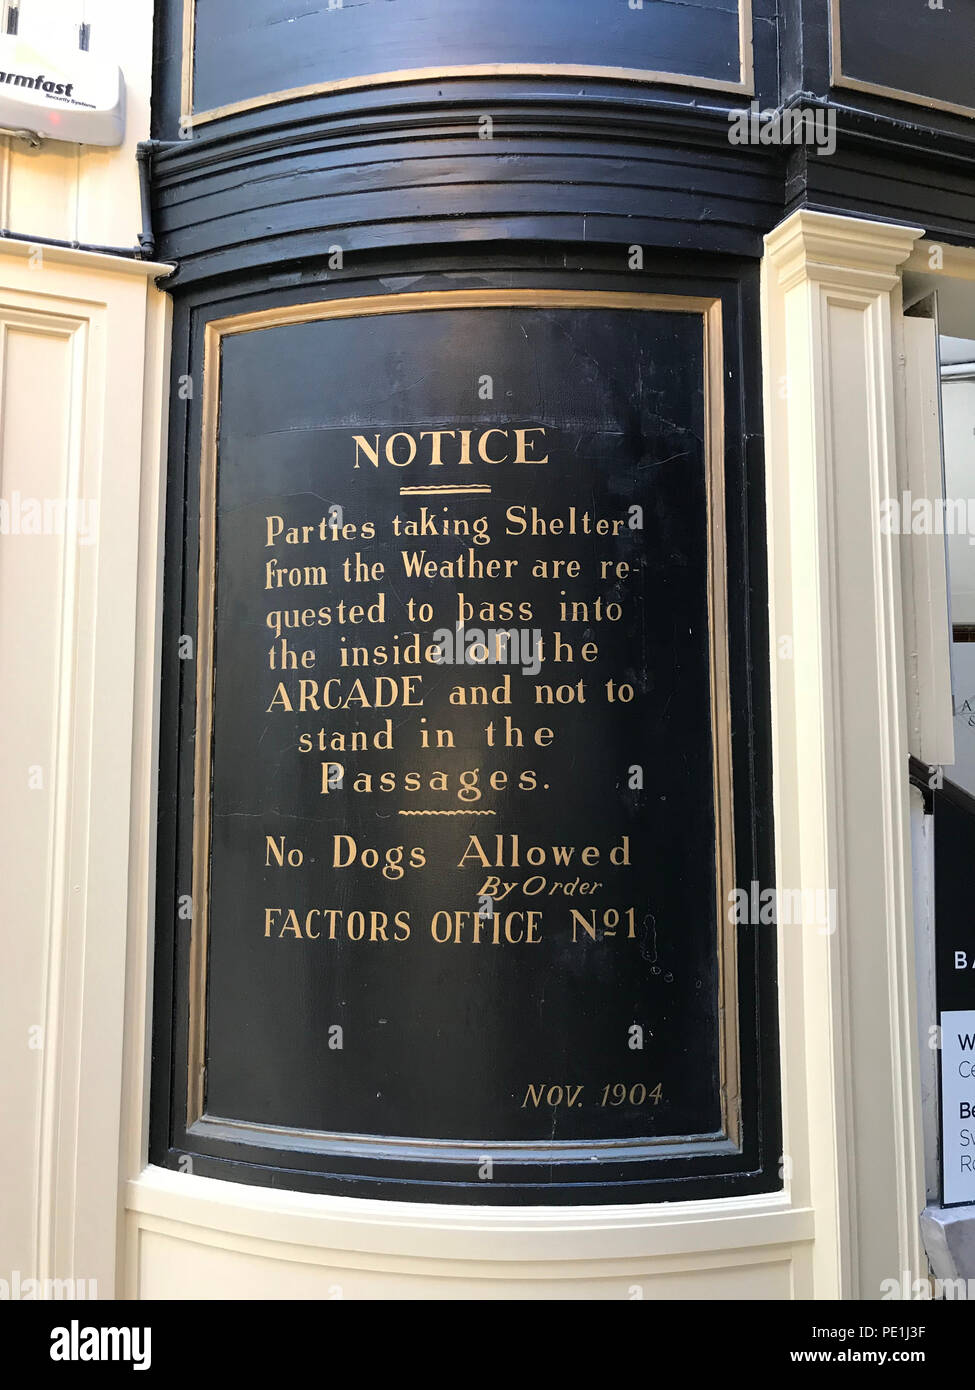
[126,1165,814,1265]
[762,208,927,1299]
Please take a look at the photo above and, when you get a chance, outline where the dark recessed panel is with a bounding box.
[187,0,746,117]
[834,0,975,116]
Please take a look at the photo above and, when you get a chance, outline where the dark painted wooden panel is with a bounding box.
[149,258,780,1202]
[157,147,778,238]
[780,0,975,164]
[154,1,781,139]
[836,0,975,114]
[150,0,975,262]
[190,0,744,115]
[146,1,794,279]
[790,110,975,248]
[148,98,786,285]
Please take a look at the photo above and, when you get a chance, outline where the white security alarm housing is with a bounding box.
[0,33,124,146]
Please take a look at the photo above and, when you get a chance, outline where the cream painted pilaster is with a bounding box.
[0,240,171,1299]
[762,210,926,1298]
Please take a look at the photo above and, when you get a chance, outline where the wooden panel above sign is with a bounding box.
[182,0,753,124]
[832,0,975,121]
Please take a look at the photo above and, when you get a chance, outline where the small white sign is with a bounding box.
[941,1009,975,1205]
[0,33,123,147]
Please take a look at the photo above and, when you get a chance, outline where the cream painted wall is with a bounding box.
[0,0,151,248]
[0,241,170,1299]
[0,0,169,1301]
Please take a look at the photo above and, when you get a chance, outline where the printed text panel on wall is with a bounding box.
[183,0,752,121]
[174,287,770,1201]
[933,781,975,1206]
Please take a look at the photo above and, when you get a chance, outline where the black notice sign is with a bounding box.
[184,291,749,1196]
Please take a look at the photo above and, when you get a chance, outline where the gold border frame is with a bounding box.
[829,0,975,122]
[181,0,754,125]
[188,287,740,1158]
